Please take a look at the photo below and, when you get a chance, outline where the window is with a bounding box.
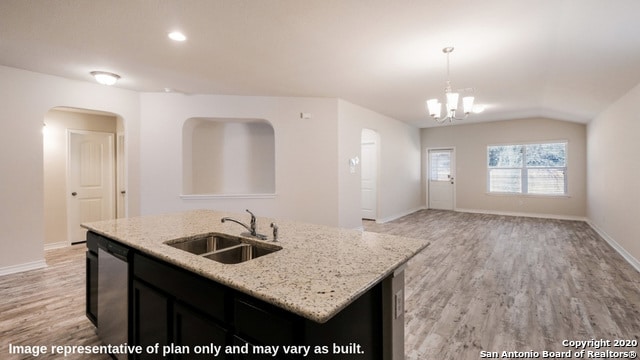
[429,150,451,181]
[487,142,567,195]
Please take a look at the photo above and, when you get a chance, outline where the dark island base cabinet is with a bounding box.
[132,253,229,360]
[131,278,228,360]
[132,252,383,360]
[173,301,228,360]
[132,254,382,360]
[85,232,100,326]
[131,280,169,360]
[87,232,384,360]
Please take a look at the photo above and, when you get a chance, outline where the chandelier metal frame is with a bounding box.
[426,47,475,123]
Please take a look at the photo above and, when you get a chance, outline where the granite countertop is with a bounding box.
[82,209,429,323]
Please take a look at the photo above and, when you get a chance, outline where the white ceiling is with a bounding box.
[2,0,639,128]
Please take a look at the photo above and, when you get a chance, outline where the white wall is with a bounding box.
[0,66,422,273]
[0,65,140,274]
[421,118,587,219]
[337,100,422,228]
[587,83,640,267]
[139,93,341,226]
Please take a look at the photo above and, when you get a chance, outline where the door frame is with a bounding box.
[116,132,126,218]
[426,147,456,210]
[66,129,116,245]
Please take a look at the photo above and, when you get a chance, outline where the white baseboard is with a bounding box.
[0,260,47,276]
[454,208,587,222]
[376,206,427,224]
[44,241,69,251]
[587,220,640,273]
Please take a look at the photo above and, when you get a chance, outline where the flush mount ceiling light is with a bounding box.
[426,47,476,123]
[168,31,187,42]
[90,71,120,86]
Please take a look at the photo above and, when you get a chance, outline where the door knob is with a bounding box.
[71,192,77,196]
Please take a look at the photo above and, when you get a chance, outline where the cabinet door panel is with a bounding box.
[132,280,169,360]
[134,253,226,322]
[174,302,228,360]
[85,251,98,326]
[234,298,298,345]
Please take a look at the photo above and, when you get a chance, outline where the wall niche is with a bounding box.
[182,118,275,197]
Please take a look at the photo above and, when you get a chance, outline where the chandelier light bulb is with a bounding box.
[446,92,459,112]
[462,96,475,114]
[426,99,442,118]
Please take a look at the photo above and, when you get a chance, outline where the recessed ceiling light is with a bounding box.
[90,71,120,86]
[168,31,187,42]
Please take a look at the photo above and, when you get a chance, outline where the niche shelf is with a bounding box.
[182,118,275,198]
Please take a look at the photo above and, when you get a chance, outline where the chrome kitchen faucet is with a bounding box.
[221,209,268,240]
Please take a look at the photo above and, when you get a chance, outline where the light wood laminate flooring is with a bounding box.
[1,210,638,359]
[364,210,640,359]
[0,244,110,360]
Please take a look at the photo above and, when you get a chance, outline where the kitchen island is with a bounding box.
[83,210,429,360]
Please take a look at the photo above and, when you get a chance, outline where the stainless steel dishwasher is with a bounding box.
[98,237,130,360]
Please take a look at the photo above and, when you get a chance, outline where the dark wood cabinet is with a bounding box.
[85,232,100,326]
[233,297,300,346]
[132,253,226,323]
[131,278,229,360]
[303,283,382,359]
[173,301,228,360]
[87,231,385,360]
[132,279,169,360]
[132,252,231,360]
[130,252,383,359]
[85,250,98,326]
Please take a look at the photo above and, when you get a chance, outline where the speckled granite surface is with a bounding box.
[82,209,429,323]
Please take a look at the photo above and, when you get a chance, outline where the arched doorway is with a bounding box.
[43,107,124,248]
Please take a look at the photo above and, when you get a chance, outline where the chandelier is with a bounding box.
[426,47,475,123]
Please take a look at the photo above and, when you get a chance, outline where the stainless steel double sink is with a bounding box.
[164,233,281,264]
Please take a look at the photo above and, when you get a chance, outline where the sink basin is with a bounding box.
[165,233,281,264]
[203,244,278,264]
[166,233,241,255]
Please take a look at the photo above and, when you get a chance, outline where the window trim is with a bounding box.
[486,140,569,197]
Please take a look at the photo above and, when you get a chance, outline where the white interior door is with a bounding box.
[361,129,378,220]
[68,130,115,243]
[428,149,455,210]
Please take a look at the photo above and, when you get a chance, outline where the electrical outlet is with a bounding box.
[394,289,404,319]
